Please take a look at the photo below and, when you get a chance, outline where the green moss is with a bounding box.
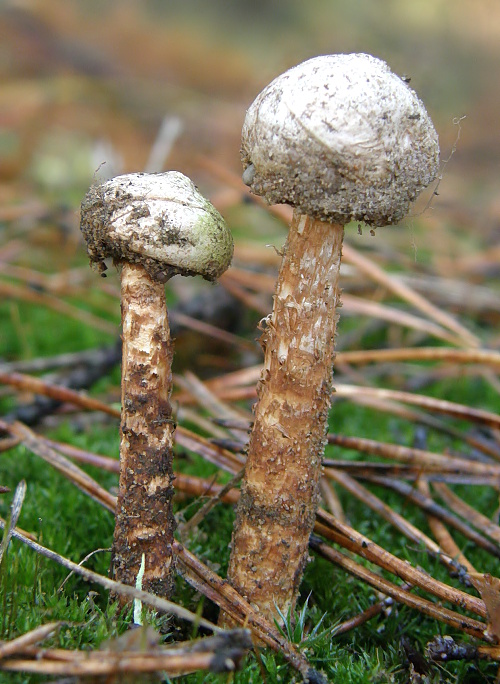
[1,220,499,684]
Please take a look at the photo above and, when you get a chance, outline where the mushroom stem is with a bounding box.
[112,262,176,599]
[80,171,232,602]
[227,210,344,620]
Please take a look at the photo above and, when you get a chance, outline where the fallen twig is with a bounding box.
[1,421,116,512]
[0,372,120,419]
[333,592,401,636]
[0,629,252,677]
[324,469,469,576]
[321,461,499,486]
[363,475,500,560]
[0,522,220,633]
[417,479,477,574]
[335,384,500,430]
[0,622,62,659]
[309,535,489,642]
[427,635,500,662]
[336,346,500,369]
[432,482,500,545]
[315,509,485,618]
[174,541,326,682]
[326,432,500,479]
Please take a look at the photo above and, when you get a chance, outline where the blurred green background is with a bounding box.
[1,0,499,231]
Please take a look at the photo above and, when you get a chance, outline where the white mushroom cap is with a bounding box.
[242,53,440,226]
[80,171,233,281]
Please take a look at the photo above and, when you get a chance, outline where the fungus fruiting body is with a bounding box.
[241,53,439,227]
[80,171,233,598]
[227,53,439,621]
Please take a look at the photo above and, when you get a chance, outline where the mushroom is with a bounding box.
[227,53,439,620]
[80,171,233,598]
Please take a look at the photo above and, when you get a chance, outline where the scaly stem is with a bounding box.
[227,210,344,621]
[111,263,176,599]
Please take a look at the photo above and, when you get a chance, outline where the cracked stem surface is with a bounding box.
[112,262,176,599]
[227,210,344,621]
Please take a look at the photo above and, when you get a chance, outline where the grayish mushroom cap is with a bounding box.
[80,171,233,282]
[242,53,440,226]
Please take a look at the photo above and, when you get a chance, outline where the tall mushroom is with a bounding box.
[227,53,439,621]
[80,171,233,598]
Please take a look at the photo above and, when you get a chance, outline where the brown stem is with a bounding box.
[227,210,344,620]
[111,263,176,599]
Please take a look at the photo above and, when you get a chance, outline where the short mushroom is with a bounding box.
[80,171,233,598]
[227,53,439,621]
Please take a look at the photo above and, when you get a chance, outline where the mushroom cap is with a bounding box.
[80,171,233,282]
[242,53,440,227]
